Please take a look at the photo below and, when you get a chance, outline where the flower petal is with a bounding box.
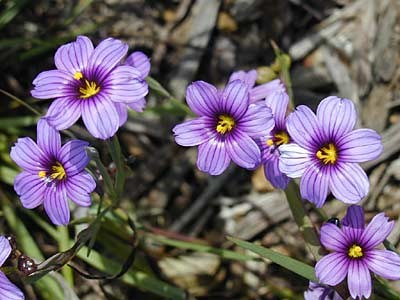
[338,129,383,163]
[45,97,82,130]
[342,205,365,242]
[10,138,48,172]
[58,140,89,177]
[14,172,45,209]
[360,212,394,250]
[197,136,231,175]
[0,272,24,300]
[31,70,75,99]
[238,103,274,137]
[37,118,61,157]
[329,163,369,204]
[286,105,323,150]
[125,51,151,78]
[87,37,128,79]
[221,80,249,119]
[278,143,313,178]
[228,70,257,89]
[44,184,70,225]
[347,260,371,300]
[320,223,348,252]
[0,236,11,266]
[265,90,289,129]
[81,94,119,139]
[186,81,219,116]
[55,35,94,74]
[315,252,349,286]
[263,154,290,190]
[173,117,215,147]
[114,103,128,127]
[66,172,95,207]
[226,130,261,169]
[366,249,400,280]
[251,79,285,103]
[299,163,330,207]
[127,97,146,112]
[317,96,357,141]
[106,65,148,103]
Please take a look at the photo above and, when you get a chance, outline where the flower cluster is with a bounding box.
[172,69,397,299]
[10,36,151,227]
[6,35,151,298]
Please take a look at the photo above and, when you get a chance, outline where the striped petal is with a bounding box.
[44,183,69,225]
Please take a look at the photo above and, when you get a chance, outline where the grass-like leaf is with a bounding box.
[228,236,317,282]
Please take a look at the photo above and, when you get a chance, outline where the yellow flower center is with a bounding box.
[266,131,290,147]
[73,71,101,99]
[348,244,363,258]
[316,143,337,164]
[38,162,67,181]
[216,115,235,134]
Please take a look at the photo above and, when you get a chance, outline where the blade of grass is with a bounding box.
[228,236,317,282]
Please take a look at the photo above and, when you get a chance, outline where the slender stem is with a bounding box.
[0,89,42,116]
[107,135,126,200]
[284,181,321,260]
[86,147,117,201]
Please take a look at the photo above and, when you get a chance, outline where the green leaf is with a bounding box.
[148,234,255,262]
[146,76,172,98]
[228,236,317,282]
[0,165,18,185]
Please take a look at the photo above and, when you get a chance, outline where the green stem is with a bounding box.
[86,147,116,201]
[0,89,42,116]
[285,181,321,260]
[107,135,126,200]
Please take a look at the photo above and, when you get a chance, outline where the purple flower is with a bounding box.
[10,119,96,225]
[0,236,24,299]
[257,90,291,189]
[279,96,383,207]
[316,205,400,299]
[304,282,342,300]
[173,80,274,175]
[228,70,285,103]
[115,51,151,124]
[31,36,149,139]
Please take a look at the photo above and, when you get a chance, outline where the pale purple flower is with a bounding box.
[304,282,342,300]
[10,119,96,225]
[279,96,383,207]
[173,80,274,175]
[31,36,148,139]
[316,205,400,299]
[228,70,285,103]
[115,51,151,125]
[0,236,24,299]
[257,90,291,189]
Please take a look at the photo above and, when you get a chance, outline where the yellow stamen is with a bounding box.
[216,115,235,134]
[79,80,100,99]
[50,162,67,180]
[274,131,290,146]
[316,143,337,164]
[348,244,363,258]
[38,171,47,178]
[74,71,83,80]
[266,131,290,147]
